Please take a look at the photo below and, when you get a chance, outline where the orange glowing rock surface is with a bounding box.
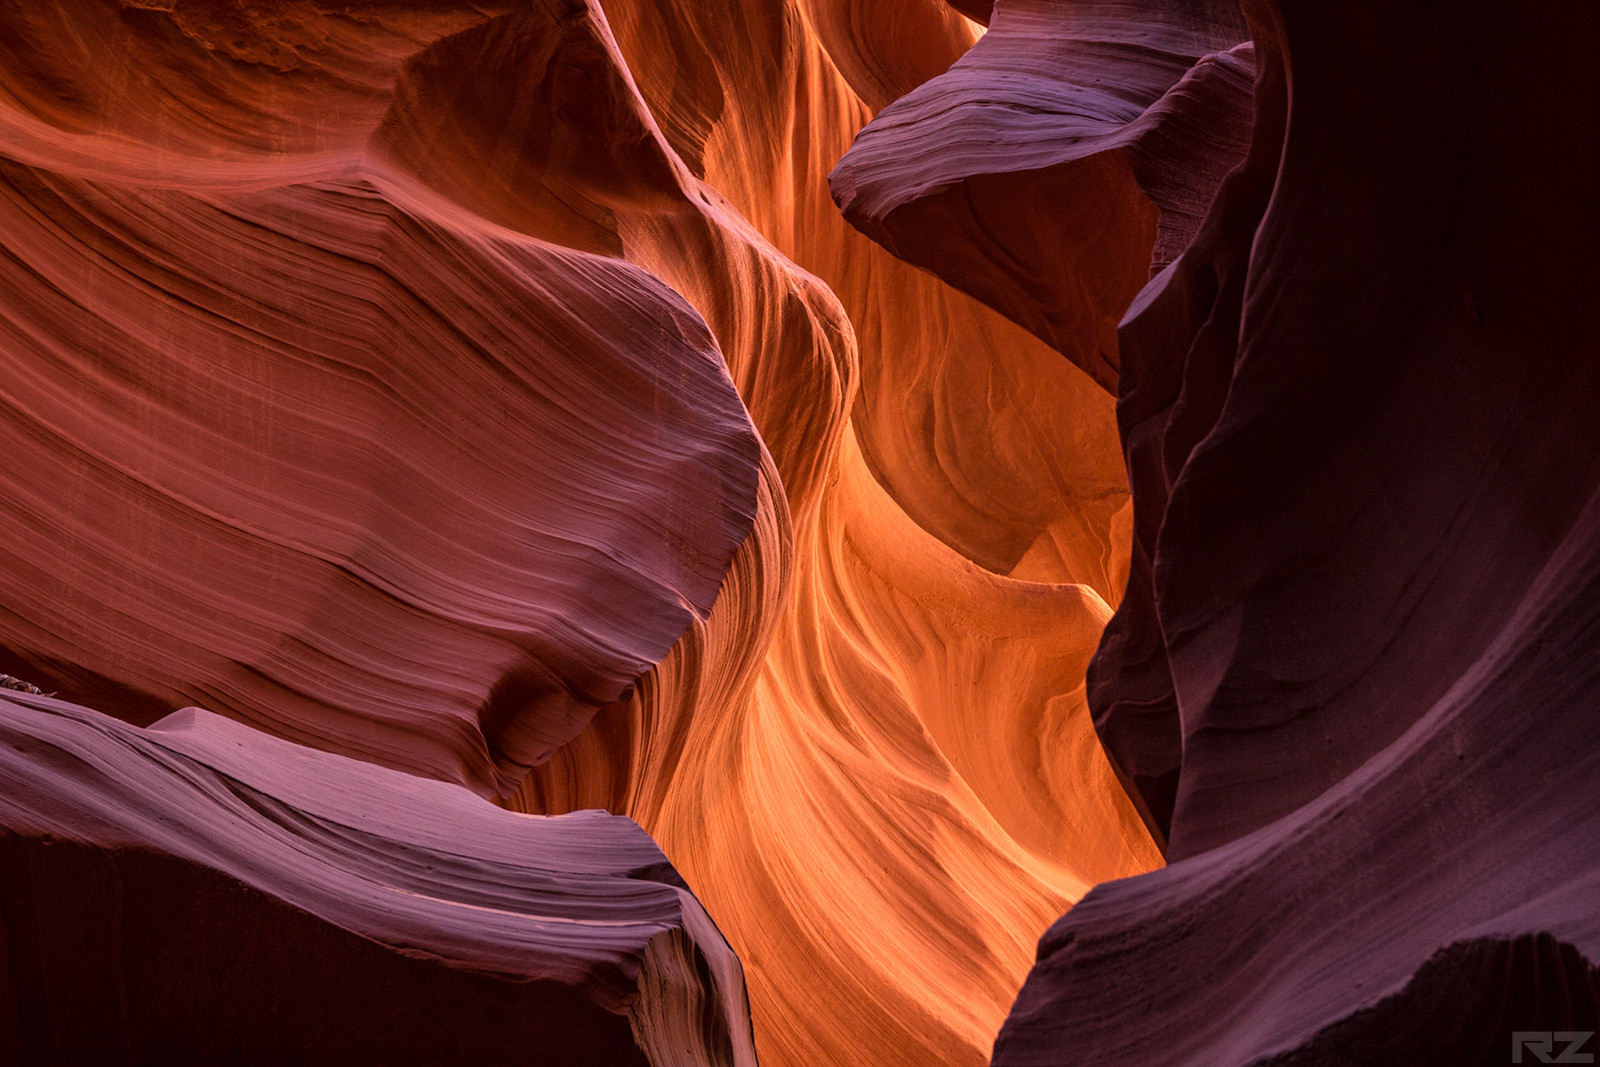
[0,1,1256,1063]
[505,4,1168,1064]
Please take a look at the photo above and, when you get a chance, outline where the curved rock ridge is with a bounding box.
[504,3,1163,1066]
[600,0,1135,588]
[1101,0,1600,856]
[371,2,857,517]
[527,430,1153,1067]
[831,0,1253,392]
[994,0,1600,1061]
[0,1,761,797]
[0,3,515,160]
[997,486,1600,1063]
[0,689,756,1066]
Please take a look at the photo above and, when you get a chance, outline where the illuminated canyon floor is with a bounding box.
[2,2,1598,1065]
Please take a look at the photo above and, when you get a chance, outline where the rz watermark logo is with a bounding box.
[1513,1031,1596,1063]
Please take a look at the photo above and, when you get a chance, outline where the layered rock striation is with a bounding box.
[0,689,755,1065]
[8,0,1581,1064]
[0,2,1159,1065]
[501,4,1164,1065]
[832,0,1255,392]
[0,0,762,798]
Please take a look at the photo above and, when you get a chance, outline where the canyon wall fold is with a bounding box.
[832,0,1254,393]
[509,4,1164,1066]
[18,0,1593,1063]
[985,0,1600,1061]
[512,2,1164,1067]
[9,0,1593,1063]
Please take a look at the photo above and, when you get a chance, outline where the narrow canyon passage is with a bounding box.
[2,1,1597,1065]
[505,4,1184,1064]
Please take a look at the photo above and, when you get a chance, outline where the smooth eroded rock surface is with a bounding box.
[0,689,755,1066]
[832,0,1254,391]
[0,0,761,799]
[0,3,1159,1066]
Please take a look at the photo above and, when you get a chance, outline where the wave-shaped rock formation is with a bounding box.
[832,0,1255,392]
[0,689,755,1064]
[0,1,763,798]
[5,0,1595,1064]
[0,1,1156,1063]
[505,3,1169,1064]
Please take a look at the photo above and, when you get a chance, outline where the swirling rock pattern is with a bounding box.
[504,4,1161,1066]
[17,0,1581,1064]
[0,689,756,1065]
[0,1,760,796]
[0,2,1157,1066]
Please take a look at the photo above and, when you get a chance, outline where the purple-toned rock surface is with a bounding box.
[831,0,1254,391]
[0,689,756,1065]
[987,0,1600,1061]
[5,0,1598,1063]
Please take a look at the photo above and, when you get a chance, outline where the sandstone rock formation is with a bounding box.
[501,4,1163,1065]
[859,0,1600,1062]
[0,0,763,798]
[0,2,1155,1064]
[0,689,755,1065]
[8,0,1593,1063]
[832,0,1255,391]
[832,0,1260,848]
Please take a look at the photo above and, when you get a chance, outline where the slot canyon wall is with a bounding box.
[1,1,1597,1065]
[982,0,1600,1062]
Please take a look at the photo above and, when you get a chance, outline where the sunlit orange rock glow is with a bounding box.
[4,1,1599,1064]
